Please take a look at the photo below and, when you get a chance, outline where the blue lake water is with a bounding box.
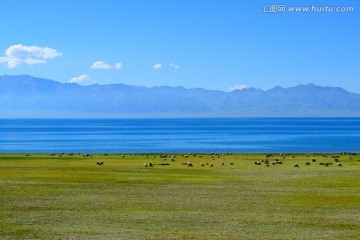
[0,118,359,153]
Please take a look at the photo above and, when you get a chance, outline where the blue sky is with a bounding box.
[0,0,359,92]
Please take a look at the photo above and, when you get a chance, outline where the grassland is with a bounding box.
[0,153,359,240]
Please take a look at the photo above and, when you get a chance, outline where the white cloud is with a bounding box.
[169,63,180,69]
[0,44,62,68]
[91,61,112,70]
[69,74,89,83]
[153,63,162,70]
[91,61,122,70]
[228,84,248,92]
[114,62,123,69]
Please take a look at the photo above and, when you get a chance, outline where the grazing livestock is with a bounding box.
[305,162,311,166]
[320,162,332,166]
[337,163,342,167]
[201,163,205,167]
[229,162,234,165]
[312,159,316,162]
[187,162,193,167]
[293,163,299,167]
[97,162,104,166]
[222,162,225,166]
[210,164,214,167]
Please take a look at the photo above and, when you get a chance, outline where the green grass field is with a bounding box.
[0,153,359,239]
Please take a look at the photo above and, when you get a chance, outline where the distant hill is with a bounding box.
[0,75,359,117]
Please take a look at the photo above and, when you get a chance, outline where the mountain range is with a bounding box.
[0,75,359,117]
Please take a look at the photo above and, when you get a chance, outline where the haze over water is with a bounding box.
[1,118,359,153]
